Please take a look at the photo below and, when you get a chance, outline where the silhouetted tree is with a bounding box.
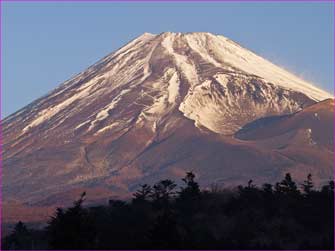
[133,184,152,203]
[322,180,335,194]
[7,221,32,249]
[46,192,96,249]
[14,221,27,233]
[275,173,299,195]
[179,172,201,200]
[151,179,176,208]
[247,179,254,188]
[330,180,334,192]
[302,173,314,195]
[262,183,273,194]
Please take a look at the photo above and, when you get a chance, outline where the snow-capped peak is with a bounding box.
[7,32,332,137]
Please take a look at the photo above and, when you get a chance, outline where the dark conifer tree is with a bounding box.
[46,192,96,249]
[9,221,32,249]
[179,172,201,200]
[302,173,314,195]
[151,179,176,208]
[275,173,299,195]
[133,184,152,203]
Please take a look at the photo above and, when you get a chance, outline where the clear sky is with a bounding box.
[2,1,334,117]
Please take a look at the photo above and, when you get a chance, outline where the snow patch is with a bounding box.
[75,120,90,130]
[161,34,199,86]
[167,71,180,103]
[306,128,316,145]
[95,122,120,135]
[22,78,97,132]
[88,89,131,131]
[214,74,229,87]
[185,33,221,67]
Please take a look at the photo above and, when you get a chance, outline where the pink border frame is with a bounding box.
[0,0,334,250]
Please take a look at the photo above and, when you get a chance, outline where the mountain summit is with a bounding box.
[3,32,333,212]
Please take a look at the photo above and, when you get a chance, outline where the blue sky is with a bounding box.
[2,1,334,117]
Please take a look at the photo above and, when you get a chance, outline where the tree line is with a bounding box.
[2,172,334,250]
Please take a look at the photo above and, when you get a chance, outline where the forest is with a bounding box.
[2,172,334,250]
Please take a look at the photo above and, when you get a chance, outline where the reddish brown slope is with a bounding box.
[235,99,334,182]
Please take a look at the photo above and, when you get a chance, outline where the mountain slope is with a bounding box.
[3,32,333,213]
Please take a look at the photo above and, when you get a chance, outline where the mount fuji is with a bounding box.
[3,32,333,222]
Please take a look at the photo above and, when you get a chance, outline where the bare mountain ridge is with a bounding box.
[3,32,333,216]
